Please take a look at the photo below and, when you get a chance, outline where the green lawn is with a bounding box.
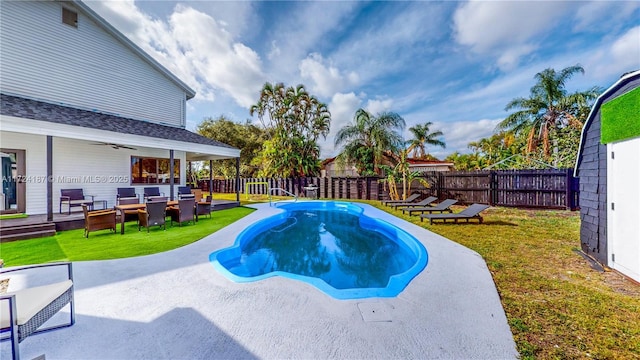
[0,206,254,266]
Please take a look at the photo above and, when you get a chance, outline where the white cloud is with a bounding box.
[365,99,394,115]
[321,92,363,157]
[87,1,265,108]
[453,1,572,69]
[299,53,359,98]
[431,119,501,158]
[586,26,640,81]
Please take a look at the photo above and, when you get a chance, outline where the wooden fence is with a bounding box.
[201,168,579,210]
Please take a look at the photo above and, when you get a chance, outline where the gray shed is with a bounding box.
[574,70,640,282]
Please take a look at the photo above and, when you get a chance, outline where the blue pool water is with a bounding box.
[209,201,428,299]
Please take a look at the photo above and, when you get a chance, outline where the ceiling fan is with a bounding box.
[90,142,137,150]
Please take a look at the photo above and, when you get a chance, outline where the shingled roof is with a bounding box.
[1,94,237,150]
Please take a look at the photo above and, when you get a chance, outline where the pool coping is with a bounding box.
[2,201,518,359]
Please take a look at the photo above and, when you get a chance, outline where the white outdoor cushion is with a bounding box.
[0,280,73,328]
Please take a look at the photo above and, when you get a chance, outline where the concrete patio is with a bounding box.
[1,202,518,359]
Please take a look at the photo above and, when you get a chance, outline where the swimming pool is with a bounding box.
[209,201,428,299]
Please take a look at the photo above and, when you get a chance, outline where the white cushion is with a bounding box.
[0,280,73,328]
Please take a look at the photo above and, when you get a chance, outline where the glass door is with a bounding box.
[1,149,25,214]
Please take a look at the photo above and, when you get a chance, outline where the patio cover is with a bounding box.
[0,94,240,160]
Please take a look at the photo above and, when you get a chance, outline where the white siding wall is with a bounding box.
[53,138,187,210]
[0,133,187,214]
[0,1,187,127]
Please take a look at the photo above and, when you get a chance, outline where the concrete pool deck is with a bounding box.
[2,202,518,359]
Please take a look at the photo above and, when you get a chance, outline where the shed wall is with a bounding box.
[577,78,640,265]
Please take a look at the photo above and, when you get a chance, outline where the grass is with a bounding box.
[360,200,640,359]
[2,195,639,358]
[0,213,28,220]
[0,206,254,266]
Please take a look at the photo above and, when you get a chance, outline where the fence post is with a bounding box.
[489,171,497,206]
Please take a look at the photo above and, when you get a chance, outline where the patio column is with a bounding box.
[236,157,240,202]
[209,160,213,198]
[169,150,174,200]
[46,136,53,221]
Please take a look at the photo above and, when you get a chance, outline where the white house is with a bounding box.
[0,0,240,218]
[574,70,640,283]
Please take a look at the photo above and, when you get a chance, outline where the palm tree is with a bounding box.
[334,109,405,176]
[407,122,445,158]
[497,64,601,157]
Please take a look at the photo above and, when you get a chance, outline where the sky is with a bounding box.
[85,0,640,159]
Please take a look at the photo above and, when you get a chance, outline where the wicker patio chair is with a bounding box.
[116,187,139,203]
[168,198,195,226]
[138,200,167,232]
[177,186,195,200]
[196,195,212,221]
[82,204,116,238]
[59,188,94,215]
[0,262,75,360]
[116,197,140,223]
[143,187,164,202]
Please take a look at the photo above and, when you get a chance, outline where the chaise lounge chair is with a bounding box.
[381,193,421,207]
[403,199,458,215]
[0,262,75,360]
[394,196,437,210]
[420,203,491,224]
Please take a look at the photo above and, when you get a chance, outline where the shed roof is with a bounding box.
[574,70,640,176]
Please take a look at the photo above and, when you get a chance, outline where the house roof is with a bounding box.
[574,69,640,176]
[1,94,239,159]
[407,159,454,166]
[71,1,196,100]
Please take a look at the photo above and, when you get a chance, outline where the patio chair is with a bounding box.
[168,198,195,226]
[143,187,164,202]
[59,188,94,215]
[196,195,212,221]
[82,204,117,238]
[381,193,421,207]
[403,199,458,216]
[420,203,491,224]
[138,200,167,232]
[393,196,437,210]
[177,186,195,200]
[0,262,75,360]
[116,197,140,223]
[116,187,139,203]
[191,189,203,202]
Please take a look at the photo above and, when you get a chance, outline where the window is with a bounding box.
[62,7,78,28]
[131,157,180,184]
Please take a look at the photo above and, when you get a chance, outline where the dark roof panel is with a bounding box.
[0,94,237,150]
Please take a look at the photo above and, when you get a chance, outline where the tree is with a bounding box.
[334,109,405,176]
[497,64,601,158]
[250,82,330,177]
[407,122,446,158]
[196,115,266,178]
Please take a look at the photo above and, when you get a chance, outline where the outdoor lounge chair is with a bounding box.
[116,187,139,203]
[420,203,491,224]
[116,197,140,223]
[381,193,421,207]
[196,195,212,221]
[82,204,117,238]
[393,196,438,210]
[59,188,94,215]
[143,187,164,202]
[0,262,75,360]
[168,198,195,226]
[177,186,195,200]
[138,200,167,232]
[402,199,458,216]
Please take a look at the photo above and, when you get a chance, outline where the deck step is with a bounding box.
[0,222,56,242]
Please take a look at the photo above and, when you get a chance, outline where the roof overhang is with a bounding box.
[574,70,640,176]
[0,115,240,161]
